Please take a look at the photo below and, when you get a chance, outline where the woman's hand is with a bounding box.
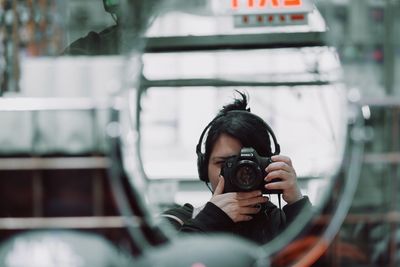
[210,176,268,223]
[264,155,303,205]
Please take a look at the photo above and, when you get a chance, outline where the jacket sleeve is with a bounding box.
[282,196,312,224]
[161,203,195,230]
[162,202,235,233]
[181,202,235,233]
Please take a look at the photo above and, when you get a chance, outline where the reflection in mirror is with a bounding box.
[133,0,355,252]
[112,1,366,262]
[0,1,122,157]
[0,0,154,261]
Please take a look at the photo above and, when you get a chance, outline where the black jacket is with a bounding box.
[162,196,311,244]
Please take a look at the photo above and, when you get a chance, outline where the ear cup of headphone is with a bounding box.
[197,152,208,183]
[196,118,216,184]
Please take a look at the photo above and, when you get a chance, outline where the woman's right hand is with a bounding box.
[210,176,268,223]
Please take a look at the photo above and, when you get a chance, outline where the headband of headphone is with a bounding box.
[196,110,280,183]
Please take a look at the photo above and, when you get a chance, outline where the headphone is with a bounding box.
[196,110,281,183]
[103,0,120,14]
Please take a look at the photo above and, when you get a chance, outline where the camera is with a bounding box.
[220,147,282,194]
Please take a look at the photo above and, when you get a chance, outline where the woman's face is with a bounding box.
[207,133,242,190]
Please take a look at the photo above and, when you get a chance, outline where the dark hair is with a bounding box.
[204,91,273,166]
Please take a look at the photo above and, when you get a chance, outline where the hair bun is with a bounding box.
[218,90,249,115]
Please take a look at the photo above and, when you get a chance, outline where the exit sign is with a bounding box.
[223,0,315,28]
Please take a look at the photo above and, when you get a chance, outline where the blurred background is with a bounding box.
[0,0,399,266]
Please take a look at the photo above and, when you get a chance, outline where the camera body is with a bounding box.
[221,147,282,194]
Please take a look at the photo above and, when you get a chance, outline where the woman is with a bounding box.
[162,91,311,244]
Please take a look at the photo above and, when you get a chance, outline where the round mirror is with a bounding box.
[117,0,366,264]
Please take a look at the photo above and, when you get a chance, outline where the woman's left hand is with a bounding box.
[264,155,303,205]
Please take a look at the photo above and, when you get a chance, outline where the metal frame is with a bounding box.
[142,78,331,88]
[145,31,327,53]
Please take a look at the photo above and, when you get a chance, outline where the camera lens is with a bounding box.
[235,163,258,190]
